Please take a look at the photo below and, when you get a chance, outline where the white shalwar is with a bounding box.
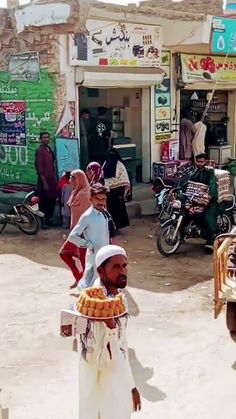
[192,121,207,157]
[78,281,135,419]
[68,207,110,289]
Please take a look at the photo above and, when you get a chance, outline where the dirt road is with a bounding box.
[1,218,236,419]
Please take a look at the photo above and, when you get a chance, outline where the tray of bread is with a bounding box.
[75,287,127,320]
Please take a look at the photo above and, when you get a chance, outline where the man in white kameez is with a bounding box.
[192,112,207,158]
[78,245,141,419]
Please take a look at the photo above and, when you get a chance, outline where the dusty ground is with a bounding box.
[1,218,236,419]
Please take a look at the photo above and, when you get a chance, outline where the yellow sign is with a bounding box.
[181,54,236,83]
[155,107,171,120]
[155,133,171,142]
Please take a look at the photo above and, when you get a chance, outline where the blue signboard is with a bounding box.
[55,137,80,178]
[225,2,236,12]
[212,17,236,54]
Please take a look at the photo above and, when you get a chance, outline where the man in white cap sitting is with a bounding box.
[78,244,141,419]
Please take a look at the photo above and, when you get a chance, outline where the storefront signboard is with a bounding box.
[70,20,162,67]
[0,101,26,146]
[155,51,172,143]
[0,69,57,184]
[212,17,236,54]
[9,52,40,82]
[181,53,236,83]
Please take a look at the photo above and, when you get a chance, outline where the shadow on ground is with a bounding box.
[129,348,166,403]
[0,217,213,294]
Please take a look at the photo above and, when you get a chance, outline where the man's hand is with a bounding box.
[104,318,116,329]
[87,241,94,253]
[43,181,49,192]
[132,388,141,412]
[125,185,131,194]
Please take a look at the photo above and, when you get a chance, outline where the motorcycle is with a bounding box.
[153,163,195,222]
[0,187,44,235]
[156,193,235,256]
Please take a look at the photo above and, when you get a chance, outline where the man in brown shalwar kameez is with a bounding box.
[179,109,195,160]
[35,132,58,227]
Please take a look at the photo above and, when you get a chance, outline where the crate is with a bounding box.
[214,228,236,319]
[215,169,231,203]
[152,161,178,180]
[161,140,179,162]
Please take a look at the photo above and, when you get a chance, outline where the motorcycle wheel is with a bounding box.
[17,208,39,235]
[0,222,6,234]
[156,222,181,256]
[217,214,232,235]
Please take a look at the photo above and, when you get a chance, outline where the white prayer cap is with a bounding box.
[96,245,127,268]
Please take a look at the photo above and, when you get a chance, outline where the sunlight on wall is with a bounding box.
[0,0,7,7]
[0,0,31,7]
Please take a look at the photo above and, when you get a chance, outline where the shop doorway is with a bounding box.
[78,86,150,182]
[180,89,229,157]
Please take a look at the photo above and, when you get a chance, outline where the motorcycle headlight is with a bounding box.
[172,200,181,209]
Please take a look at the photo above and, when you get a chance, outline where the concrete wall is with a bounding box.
[0,69,57,184]
[0,29,64,184]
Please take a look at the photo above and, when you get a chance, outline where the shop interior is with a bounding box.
[180,89,229,149]
[180,89,232,167]
[79,87,143,182]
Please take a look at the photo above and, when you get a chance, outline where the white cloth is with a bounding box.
[96,245,127,268]
[104,161,130,190]
[68,206,110,289]
[78,279,135,419]
[192,121,207,157]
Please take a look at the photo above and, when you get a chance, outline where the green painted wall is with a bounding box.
[0,69,57,184]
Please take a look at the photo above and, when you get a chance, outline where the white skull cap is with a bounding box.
[96,245,127,268]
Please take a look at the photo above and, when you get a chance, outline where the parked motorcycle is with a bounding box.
[156,194,235,256]
[0,188,44,235]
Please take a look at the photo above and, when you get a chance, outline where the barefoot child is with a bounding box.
[59,170,91,288]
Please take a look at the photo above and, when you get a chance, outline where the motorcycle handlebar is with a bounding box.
[23,191,37,204]
[225,194,236,212]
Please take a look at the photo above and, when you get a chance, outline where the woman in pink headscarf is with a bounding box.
[59,170,91,289]
[86,162,104,186]
[68,169,91,229]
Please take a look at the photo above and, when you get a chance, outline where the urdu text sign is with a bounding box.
[70,20,162,68]
[212,17,236,54]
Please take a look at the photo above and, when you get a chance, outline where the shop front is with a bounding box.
[69,19,164,182]
[179,53,236,166]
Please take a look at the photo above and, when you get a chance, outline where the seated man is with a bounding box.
[190,153,218,253]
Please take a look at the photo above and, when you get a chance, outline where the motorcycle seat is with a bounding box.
[0,191,29,206]
[162,177,185,187]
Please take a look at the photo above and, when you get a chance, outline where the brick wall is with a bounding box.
[96,0,223,20]
[0,19,67,123]
[138,0,223,16]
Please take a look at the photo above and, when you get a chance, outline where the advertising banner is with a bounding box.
[212,17,236,54]
[181,53,236,83]
[0,101,26,146]
[70,20,162,68]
